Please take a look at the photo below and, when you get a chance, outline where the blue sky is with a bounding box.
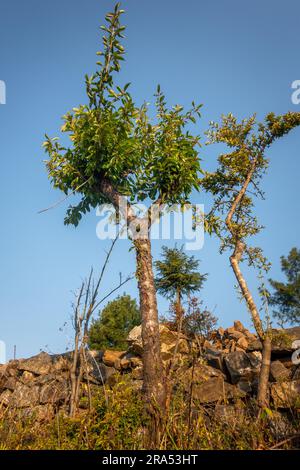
[0,0,299,360]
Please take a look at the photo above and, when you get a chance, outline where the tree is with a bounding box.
[155,246,207,328]
[183,297,218,338]
[269,247,300,326]
[202,112,300,408]
[88,294,140,350]
[43,3,202,428]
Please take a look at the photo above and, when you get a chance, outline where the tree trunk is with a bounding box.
[257,335,272,408]
[134,237,166,419]
[229,240,271,408]
[175,288,183,330]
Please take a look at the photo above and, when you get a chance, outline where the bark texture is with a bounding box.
[134,237,166,415]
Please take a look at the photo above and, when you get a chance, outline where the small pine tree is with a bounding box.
[155,246,207,328]
[88,294,140,350]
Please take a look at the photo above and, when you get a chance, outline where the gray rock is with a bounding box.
[224,350,254,384]
[10,383,40,408]
[270,361,292,382]
[18,352,52,375]
[205,347,225,372]
[270,380,300,408]
[192,376,246,404]
[40,380,69,405]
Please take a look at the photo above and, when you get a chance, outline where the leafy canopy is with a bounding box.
[202,112,300,270]
[43,3,202,226]
[155,245,207,299]
[88,294,140,350]
[269,247,300,326]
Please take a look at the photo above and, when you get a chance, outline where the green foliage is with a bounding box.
[268,247,300,326]
[155,246,207,300]
[1,384,299,450]
[88,294,140,350]
[43,3,202,227]
[202,112,300,270]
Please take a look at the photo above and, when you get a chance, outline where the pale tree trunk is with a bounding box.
[175,288,183,330]
[257,335,272,408]
[99,179,166,418]
[229,240,271,408]
[134,237,166,418]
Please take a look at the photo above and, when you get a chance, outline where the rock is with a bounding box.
[234,321,246,333]
[236,337,249,350]
[3,376,17,391]
[204,347,224,372]
[271,328,300,355]
[183,363,225,387]
[227,330,245,341]
[119,353,142,370]
[87,362,115,384]
[192,376,246,404]
[18,352,52,375]
[248,327,300,355]
[102,350,126,368]
[247,351,262,368]
[270,361,292,382]
[270,380,300,408]
[127,326,143,355]
[40,380,69,405]
[10,383,40,408]
[247,339,263,352]
[217,327,225,337]
[127,324,189,360]
[244,330,257,341]
[214,404,245,423]
[224,351,255,384]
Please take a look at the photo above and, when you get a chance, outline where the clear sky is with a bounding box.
[0,0,299,360]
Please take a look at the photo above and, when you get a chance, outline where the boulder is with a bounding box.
[234,320,246,333]
[192,376,246,404]
[270,380,300,408]
[40,380,69,405]
[10,383,40,408]
[18,352,52,375]
[248,327,300,355]
[236,337,249,350]
[127,324,189,360]
[102,350,126,368]
[3,376,17,391]
[181,363,225,388]
[204,347,224,372]
[270,361,292,382]
[224,350,257,384]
